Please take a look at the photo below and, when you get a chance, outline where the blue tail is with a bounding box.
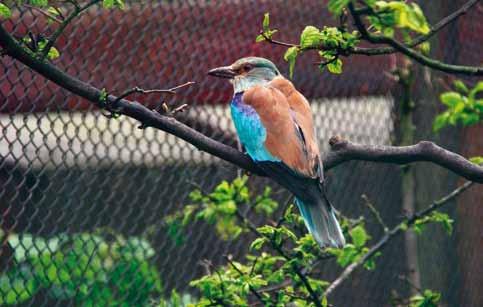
[295,197,345,248]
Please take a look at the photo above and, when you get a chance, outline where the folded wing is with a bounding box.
[242,77,321,179]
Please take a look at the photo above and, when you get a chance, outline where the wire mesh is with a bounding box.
[0,0,481,306]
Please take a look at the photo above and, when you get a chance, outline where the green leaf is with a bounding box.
[249,237,267,250]
[440,92,463,107]
[47,6,60,16]
[468,81,483,101]
[349,225,369,248]
[0,3,11,18]
[453,80,469,94]
[102,0,124,9]
[418,41,430,55]
[255,34,266,42]
[262,13,270,31]
[469,156,483,165]
[300,26,323,49]
[30,0,48,7]
[405,3,430,34]
[103,0,114,8]
[327,58,343,74]
[47,46,60,60]
[37,40,61,60]
[432,112,449,132]
[328,0,350,16]
[283,46,299,78]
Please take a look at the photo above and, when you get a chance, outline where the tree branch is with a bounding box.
[350,0,480,56]
[325,137,483,183]
[348,2,483,76]
[1,24,482,182]
[324,180,475,297]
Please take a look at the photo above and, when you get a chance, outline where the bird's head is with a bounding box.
[208,57,281,93]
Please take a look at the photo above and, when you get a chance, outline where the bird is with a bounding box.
[208,56,345,248]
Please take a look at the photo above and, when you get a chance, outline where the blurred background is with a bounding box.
[0,0,481,306]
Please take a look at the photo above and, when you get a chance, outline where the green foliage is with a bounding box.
[255,13,278,43]
[408,289,441,307]
[433,81,483,132]
[165,176,278,242]
[0,231,161,306]
[284,46,299,78]
[158,290,197,307]
[0,2,12,18]
[178,179,335,305]
[103,0,125,9]
[22,36,60,60]
[327,0,350,16]
[327,224,380,270]
[369,1,430,36]
[99,88,108,104]
[169,176,461,306]
[412,211,454,235]
[469,156,483,165]
[29,0,48,7]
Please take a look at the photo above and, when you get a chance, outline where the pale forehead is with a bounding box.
[232,57,278,69]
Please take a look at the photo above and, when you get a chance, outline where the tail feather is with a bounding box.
[295,197,345,248]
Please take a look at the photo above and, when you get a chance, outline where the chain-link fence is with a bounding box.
[1,1,481,306]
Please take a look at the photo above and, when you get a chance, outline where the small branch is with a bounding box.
[348,3,483,76]
[276,194,294,227]
[24,4,63,24]
[40,0,101,60]
[351,0,480,56]
[114,82,195,104]
[324,181,474,297]
[171,103,189,115]
[361,194,388,233]
[260,31,296,48]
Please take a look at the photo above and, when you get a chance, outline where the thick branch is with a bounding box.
[325,137,483,183]
[0,24,482,182]
[324,180,475,297]
[348,3,483,76]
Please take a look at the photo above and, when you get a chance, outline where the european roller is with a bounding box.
[208,57,345,248]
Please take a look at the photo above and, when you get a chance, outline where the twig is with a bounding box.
[114,82,195,104]
[40,0,101,60]
[24,4,63,23]
[171,103,189,114]
[260,31,296,48]
[324,181,474,297]
[276,194,294,227]
[224,254,265,305]
[348,2,483,76]
[361,194,388,233]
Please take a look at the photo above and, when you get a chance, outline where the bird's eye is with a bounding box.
[243,64,252,71]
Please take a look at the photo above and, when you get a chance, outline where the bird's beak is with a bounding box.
[207,66,236,79]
